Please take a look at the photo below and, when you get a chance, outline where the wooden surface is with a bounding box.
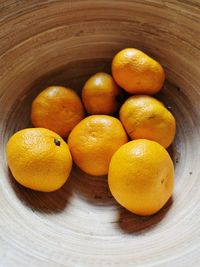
[0,0,200,266]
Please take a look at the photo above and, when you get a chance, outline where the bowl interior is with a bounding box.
[0,1,200,266]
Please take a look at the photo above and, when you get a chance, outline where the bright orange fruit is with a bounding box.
[112,48,165,94]
[6,128,72,192]
[120,95,176,148]
[68,115,128,176]
[108,139,174,216]
[82,72,122,115]
[31,86,85,138]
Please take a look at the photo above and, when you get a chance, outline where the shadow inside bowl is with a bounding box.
[8,169,73,214]
[116,197,173,234]
[68,164,114,205]
[8,163,173,233]
[8,162,114,214]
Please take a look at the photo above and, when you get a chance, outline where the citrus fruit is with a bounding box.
[6,128,72,192]
[82,72,122,115]
[112,48,165,94]
[68,115,128,176]
[31,86,85,138]
[108,139,174,216]
[119,95,176,148]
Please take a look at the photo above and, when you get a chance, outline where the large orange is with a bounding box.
[120,95,176,148]
[31,86,85,138]
[82,72,122,115]
[108,139,174,216]
[68,115,128,176]
[6,128,72,192]
[112,48,165,94]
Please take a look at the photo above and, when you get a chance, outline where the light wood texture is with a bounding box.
[0,0,200,266]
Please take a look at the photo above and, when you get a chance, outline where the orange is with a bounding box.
[68,115,128,176]
[108,139,174,216]
[82,72,122,115]
[6,128,72,192]
[112,48,165,94]
[120,95,176,148]
[31,86,85,138]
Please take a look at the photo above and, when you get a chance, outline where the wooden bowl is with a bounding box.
[0,1,200,266]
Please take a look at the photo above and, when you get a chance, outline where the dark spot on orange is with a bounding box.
[148,115,156,119]
[54,138,61,146]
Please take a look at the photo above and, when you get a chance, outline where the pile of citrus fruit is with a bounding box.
[6,48,176,216]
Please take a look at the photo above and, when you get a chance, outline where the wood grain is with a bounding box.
[0,0,200,266]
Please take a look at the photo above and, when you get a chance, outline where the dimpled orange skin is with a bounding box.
[82,72,122,115]
[112,48,165,94]
[31,86,85,138]
[68,115,128,176]
[6,128,72,192]
[120,95,176,148]
[108,139,174,216]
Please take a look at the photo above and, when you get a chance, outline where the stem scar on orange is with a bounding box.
[6,128,72,192]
